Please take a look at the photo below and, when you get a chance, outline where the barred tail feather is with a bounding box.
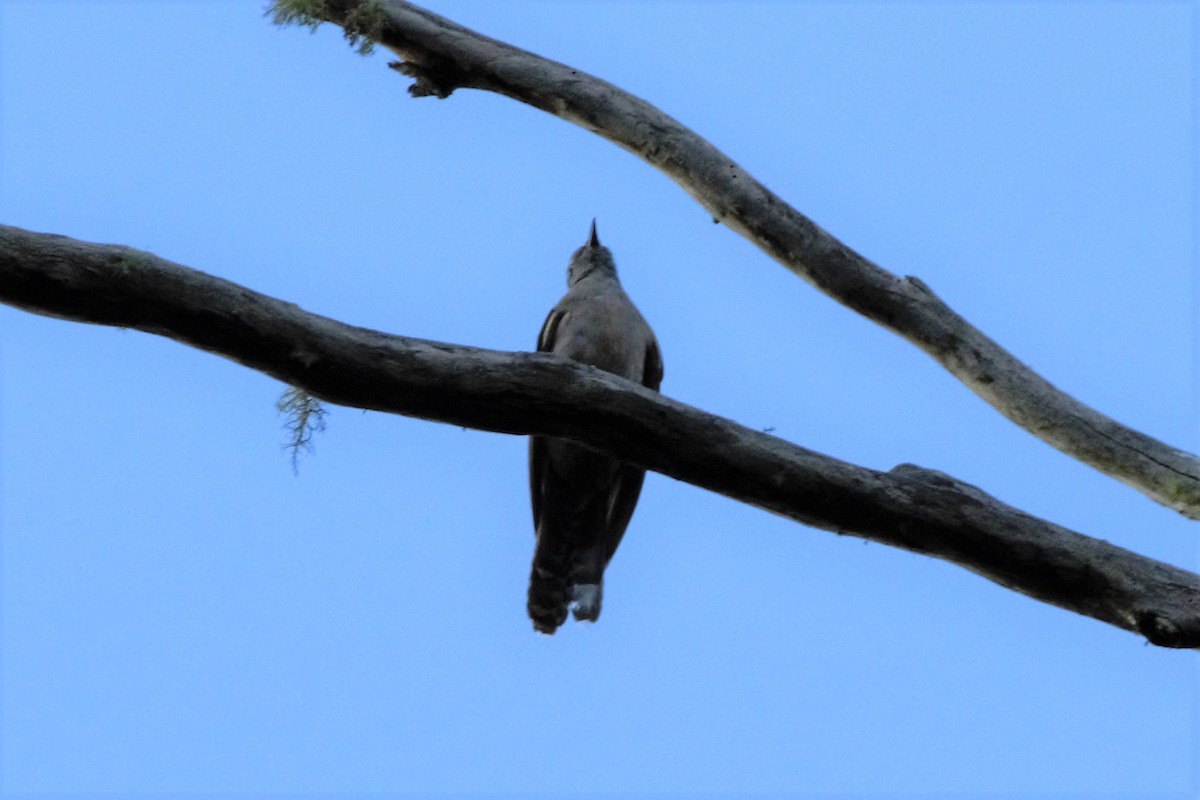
[527,537,571,635]
[571,582,602,622]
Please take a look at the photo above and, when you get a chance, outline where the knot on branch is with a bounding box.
[903,275,935,297]
[889,463,993,505]
[1133,610,1200,649]
[388,58,464,99]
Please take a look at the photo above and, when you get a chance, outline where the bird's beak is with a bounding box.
[588,219,600,248]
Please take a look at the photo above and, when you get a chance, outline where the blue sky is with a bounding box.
[1,1,1197,796]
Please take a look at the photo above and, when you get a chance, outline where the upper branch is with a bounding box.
[2,223,1198,648]
[282,0,1200,519]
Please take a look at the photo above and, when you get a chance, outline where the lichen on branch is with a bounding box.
[276,385,328,474]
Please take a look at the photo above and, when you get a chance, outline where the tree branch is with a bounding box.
[277,0,1200,520]
[2,223,1197,648]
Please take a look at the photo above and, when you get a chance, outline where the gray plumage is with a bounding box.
[527,221,663,634]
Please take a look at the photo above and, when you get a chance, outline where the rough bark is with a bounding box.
[280,0,1200,520]
[2,223,1197,648]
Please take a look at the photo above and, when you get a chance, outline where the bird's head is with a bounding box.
[567,219,617,285]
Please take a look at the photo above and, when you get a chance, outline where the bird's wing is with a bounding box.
[600,334,663,562]
[602,466,646,563]
[643,336,663,391]
[528,436,548,537]
[529,308,567,535]
[536,308,566,353]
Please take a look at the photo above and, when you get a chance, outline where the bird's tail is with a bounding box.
[528,537,606,634]
[569,581,603,622]
[527,535,571,635]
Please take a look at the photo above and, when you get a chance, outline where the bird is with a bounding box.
[527,221,663,635]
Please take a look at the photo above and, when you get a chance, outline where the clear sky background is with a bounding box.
[1,1,1197,797]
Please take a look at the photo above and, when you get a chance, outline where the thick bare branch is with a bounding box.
[2,223,1197,648]
[280,0,1200,519]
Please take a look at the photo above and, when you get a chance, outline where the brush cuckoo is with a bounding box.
[527,221,663,635]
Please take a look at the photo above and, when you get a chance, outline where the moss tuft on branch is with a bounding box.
[266,0,329,32]
[268,0,386,56]
[343,1,387,55]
